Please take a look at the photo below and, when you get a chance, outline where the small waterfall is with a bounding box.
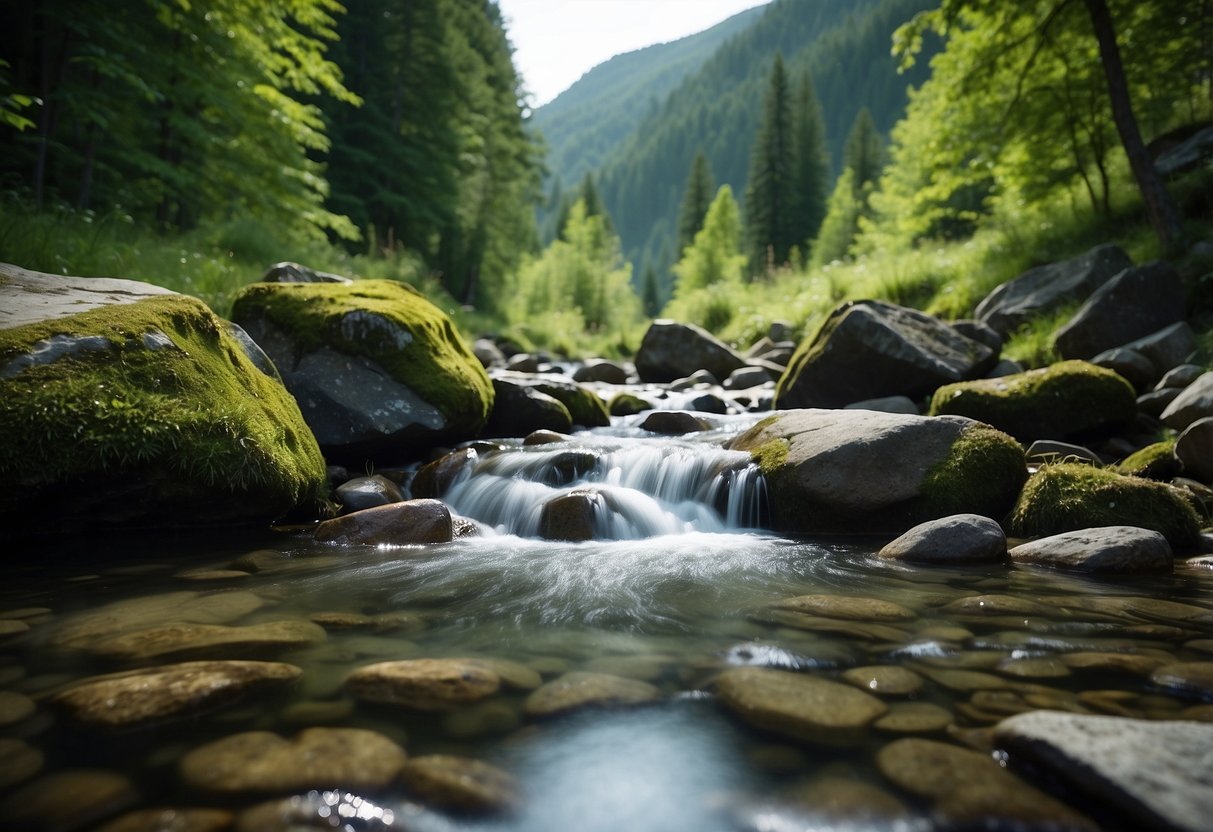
[440,431,768,539]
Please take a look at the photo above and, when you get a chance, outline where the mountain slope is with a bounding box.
[532,5,767,197]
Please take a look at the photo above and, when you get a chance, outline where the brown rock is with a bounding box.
[345,658,500,710]
[524,671,660,718]
[400,755,519,814]
[771,594,915,622]
[0,769,139,832]
[314,499,453,546]
[87,620,325,662]
[715,667,886,744]
[94,808,234,832]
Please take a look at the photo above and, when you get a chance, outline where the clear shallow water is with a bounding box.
[2,416,1211,830]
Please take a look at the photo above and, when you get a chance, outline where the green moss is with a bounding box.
[929,360,1136,442]
[919,423,1028,520]
[230,279,493,427]
[1115,440,1182,481]
[0,294,326,527]
[730,416,788,475]
[773,305,841,405]
[1007,463,1201,549]
[526,380,610,428]
[608,393,650,417]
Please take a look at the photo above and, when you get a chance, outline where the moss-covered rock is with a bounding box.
[230,280,492,464]
[1007,463,1201,549]
[0,265,325,532]
[929,360,1136,442]
[607,392,651,417]
[491,371,609,428]
[727,409,1026,535]
[1115,440,1182,481]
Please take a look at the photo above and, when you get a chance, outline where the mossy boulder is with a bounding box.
[230,279,492,465]
[1116,440,1182,481]
[0,264,325,532]
[929,360,1136,442]
[727,409,1026,535]
[490,370,609,428]
[1007,463,1201,549]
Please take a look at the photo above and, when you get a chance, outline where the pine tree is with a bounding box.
[674,185,746,297]
[677,150,715,255]
[642,263,661,316]
[791,70,830,255]
[843,106,883,194]
[744,53,797,276]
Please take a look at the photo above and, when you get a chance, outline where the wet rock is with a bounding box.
[688,392,730,414]
[0,619,30,638]
[917,667,1011,692]
[94,808,234,832]
[467,658,542,690]
[1139,387,1183,417]
[1060,652,1165,675]
[780,775,909,823]
[0,689,35,725]
[523,429,568,446]
[179,727,407,794]
[314,499,453,546]
[996,657,1071,678]
[669,368,718,390]
[234,791,396,832]
[1026,440,1103,467]
[86,619,325,662]
[840,666,924,696]
[638,410,710,435]
[472,337,506,368]
[0,737,44,788]
[1091,347,1156,391]
[874,701,953,733]
[987,358,1025,377]
[443,700,522,738]
[1007,464,1201,549]
[1009,526,1174,574]
[1150,662,1213,698]
[877,737,1095,830]
[995,711,1213,832]
[52,661,301,732]
[1176,417,1213,483]
[951,319,1004,351]
[771,594,915,622]
[728,409,1025,535]
[523,671,660,718]
[400,755,519,814]
[974,244,1131,336]
[1158,363,1205,390]
[573,358,629,384]
[930,360,1136,442]
[50,591,267,650]
[538,490,600,541]
[505,353,539,373]
[309,611,375,631]
[1053,261,1186,360]
[843,395,919,414]
[335,475,403,513]
[0,769,139,832]
[0,264,325,532]
[1116,440,1182,480]
[492,371,609,428]
[775,300,996,408]
[345,658,500,710]
[411,448,479,498]
[878,514,1007,564]
[483,379,573,438]
[1162,371,1213,429]
[724,366,774,390]
[1119,322,1198,374]
[607,392,652,416]
[715,667,886,744]
[231,280,493,464]
[635,319,747,383]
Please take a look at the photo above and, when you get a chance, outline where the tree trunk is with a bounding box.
[1082,0,1183,254]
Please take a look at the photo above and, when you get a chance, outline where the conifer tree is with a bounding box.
[641,263,661,317]
[791,70,830,256]
[843,106,884,194]
[677,150,715,255]
[674,184,746,297]
[744,53,796,276]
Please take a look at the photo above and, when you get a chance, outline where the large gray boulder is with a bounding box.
[1008,526,1173,574]
[0,264,326,532]
[635,319,747,383]
[774,301,996,410]
[1053,261,1186,360]
[230,279,493,466]
[482,379,572,438]
[1161,371,1213,429]
[728,409,1026,535]
[974,244,1131,336]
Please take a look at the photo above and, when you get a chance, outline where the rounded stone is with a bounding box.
[1176,417,1213,484]
[770,594,916,622]
[0,769,139,832]
[840,665,924,696]
[638,410,710,435]
[179,727,407,794]
[234,791,396,832]
[1061,652,1165,675]
[400,755,519,814]
[0,737,44,788]
[51,661,301,732]
[345,659,500,710]
[0,689,36,726]
[334,474,403,512]
[524,671,660,718]
[715,667,887,744]
[49,590,267,650]
[1150,662,1213,698]
[874,702,953,733]
[94,808,234,832]
[87,620,326,662]
[309,612,376,631]
[878,514,1007,564]
[1009,526,1174,574]
[0,620,30,639]
[313,499,453,546]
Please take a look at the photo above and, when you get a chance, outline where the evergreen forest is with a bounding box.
[0,0,1210,363]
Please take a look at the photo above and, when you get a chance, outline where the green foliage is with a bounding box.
[792,71,831,254]
[809,169,862,268]
[843,107,885,192]
[744,53,798,272]
[678,151,716,254]
[1116,440,1182,481]
[672,186,746,296]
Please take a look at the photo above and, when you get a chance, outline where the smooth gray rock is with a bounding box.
[262,261,350,284]
[1139,387,1183,417]
[483,379,572,438]
[1161,371,1213,429]
[472,338,506,368]
[670,368,720,390]
[0,263,176,330]
[635,319,748,383]
[490,371,609,428]
[538,490,600,541]
[879,514,1007,564]
[724,366,774,390]
[843,396,919,415]
[1118,322,1197,374]
[1009,526,1173,574]
[1091,347,1155,392]
[1158,363,1206,391]
[1176,417,1213,483]
[638,411,710,435]
[573,358,630,384]
[335,475,403,512]
[950,319,1004,351]
[995,711,1213,832]
[775,300,996,409]
[986,358,1025,378]
[974,244,1132,336]
[1053,262,1187,360]
[505,353,540,373]
[1025,440,1102,467]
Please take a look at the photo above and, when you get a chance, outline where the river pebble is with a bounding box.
[87,620,326,662]
[50,591,267,649]
[780,775,909,821]
[235,791,397,832]
[0,689,36,725]
[0,769,139,832]
[1150,661,1213,698]
[715,667,886,744]
[771,594,916,621]
[52,661,301,731]
[840,665,923,695]
[523,671,660,718]
[1060,651,1166,675]
[400,755,519,814]
[873,701,953,733]
[179,727,407,794]
[1009,526,1173,574]
[345,659,500,710]
[878,514,1007,564]
[0,737,44,788]
[94,808,234,832]
[876,738,1096,830]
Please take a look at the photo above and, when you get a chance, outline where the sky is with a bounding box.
[496,0,770,107]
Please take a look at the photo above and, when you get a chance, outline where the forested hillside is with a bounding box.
[577,0,936,295]
[532,5,764,202]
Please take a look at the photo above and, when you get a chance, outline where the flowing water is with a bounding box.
[2,413,1211,830]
